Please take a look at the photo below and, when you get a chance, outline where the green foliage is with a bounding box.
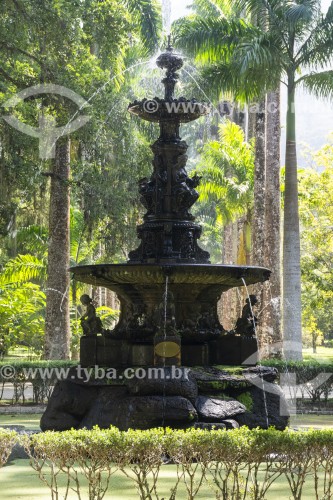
[0,429,17,468]
[0,282,46,355]
[16,427,333,500]
[261,359,333,404]
[194,121,254,261]
[298,139,333,342]
[0,254,46,286]
[236,391,253,411]
[0,0,162,358]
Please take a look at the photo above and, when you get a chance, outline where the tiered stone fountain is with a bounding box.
[41,42,288,432]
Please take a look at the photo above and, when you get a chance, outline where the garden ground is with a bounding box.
[0,459,331,499]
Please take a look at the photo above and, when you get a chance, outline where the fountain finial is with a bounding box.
[156,39,183,100]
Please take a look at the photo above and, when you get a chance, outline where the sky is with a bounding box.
[167,0,333,160]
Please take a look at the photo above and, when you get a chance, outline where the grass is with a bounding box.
[1,460,332,499]
[303,346,333,362]
[289,413,333,429]
[0,414,41,430]
[0,412,332,432]
[2,346,40,361]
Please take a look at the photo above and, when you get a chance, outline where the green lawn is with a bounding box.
[0,414,41,430]
[289,413,333,429]
[1,459,331,499]
[0,412,332,431]
[0,413,332,498]
[303,346,333,362]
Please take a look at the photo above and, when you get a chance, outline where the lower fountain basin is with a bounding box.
[71,263,270,344]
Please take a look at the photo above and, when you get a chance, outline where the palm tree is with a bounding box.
[195,120,255,329]
[173,0,282,354]
[174,0,333,360]
[196,121,255,230]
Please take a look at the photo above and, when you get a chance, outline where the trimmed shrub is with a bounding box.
[260,360,333,405]
[18,427,333,500]
[0,429,17,468]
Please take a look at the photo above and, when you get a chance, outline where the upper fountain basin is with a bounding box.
[70,263,270,289]
[128,98,210,123]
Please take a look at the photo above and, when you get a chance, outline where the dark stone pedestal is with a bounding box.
[80,335,258,368]
[210,336,258,366]
[80,336,129,367]
[182,343,209,366]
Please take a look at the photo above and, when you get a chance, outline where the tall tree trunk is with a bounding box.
[251,99,266,348]
[252,99,266,265]
[218,222,238,330]
[44,138,71,359]
[283,83,302,360]
[247,104,257,141]
[263,90,282,357]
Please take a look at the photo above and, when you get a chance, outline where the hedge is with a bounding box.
[0,360,77,404]
[2,427,333,499]
[261,359,333,405]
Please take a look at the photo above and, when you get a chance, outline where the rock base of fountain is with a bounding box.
[41,365,289,431]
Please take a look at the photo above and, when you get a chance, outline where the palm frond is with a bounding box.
[125,0,161,55]
[0,254,47,286]
[285,0,319,25]
[235,30,284,73]
[15,225,48,255]
[232,0,268,20]
[296,2,333,68]
[299,70,333,100]
[191,0,227,17]
[173,16,253,64]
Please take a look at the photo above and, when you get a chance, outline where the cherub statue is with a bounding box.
[80,294,103,336]
[235,295,258,337]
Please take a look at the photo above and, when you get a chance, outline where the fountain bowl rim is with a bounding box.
[69,262,271,287]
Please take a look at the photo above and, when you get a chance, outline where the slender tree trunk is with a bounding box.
[283,83,302,360]
[218,222,239,330]
[252,99,266,265]
[251,99,266,348]
[247,104,257,141]
[262,89,282,357]
[44,138,71,359]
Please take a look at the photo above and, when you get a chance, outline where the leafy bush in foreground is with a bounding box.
[0,429,17,468]
[16,427,333,500]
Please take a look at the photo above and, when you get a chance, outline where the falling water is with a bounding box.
[161,0,171,34]
[241,277,270,428]
[182,68,219,111]
[163,275,169,336]
[161,275,169,429]
[42,59,151,160]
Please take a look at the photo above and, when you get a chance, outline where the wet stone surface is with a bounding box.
[195,396,246,421]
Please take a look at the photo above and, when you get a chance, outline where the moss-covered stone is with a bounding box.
[235,392,253,412]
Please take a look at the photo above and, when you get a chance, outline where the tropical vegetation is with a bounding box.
[0,0,332,360]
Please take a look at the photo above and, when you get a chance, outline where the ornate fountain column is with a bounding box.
[128,40,210,264]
